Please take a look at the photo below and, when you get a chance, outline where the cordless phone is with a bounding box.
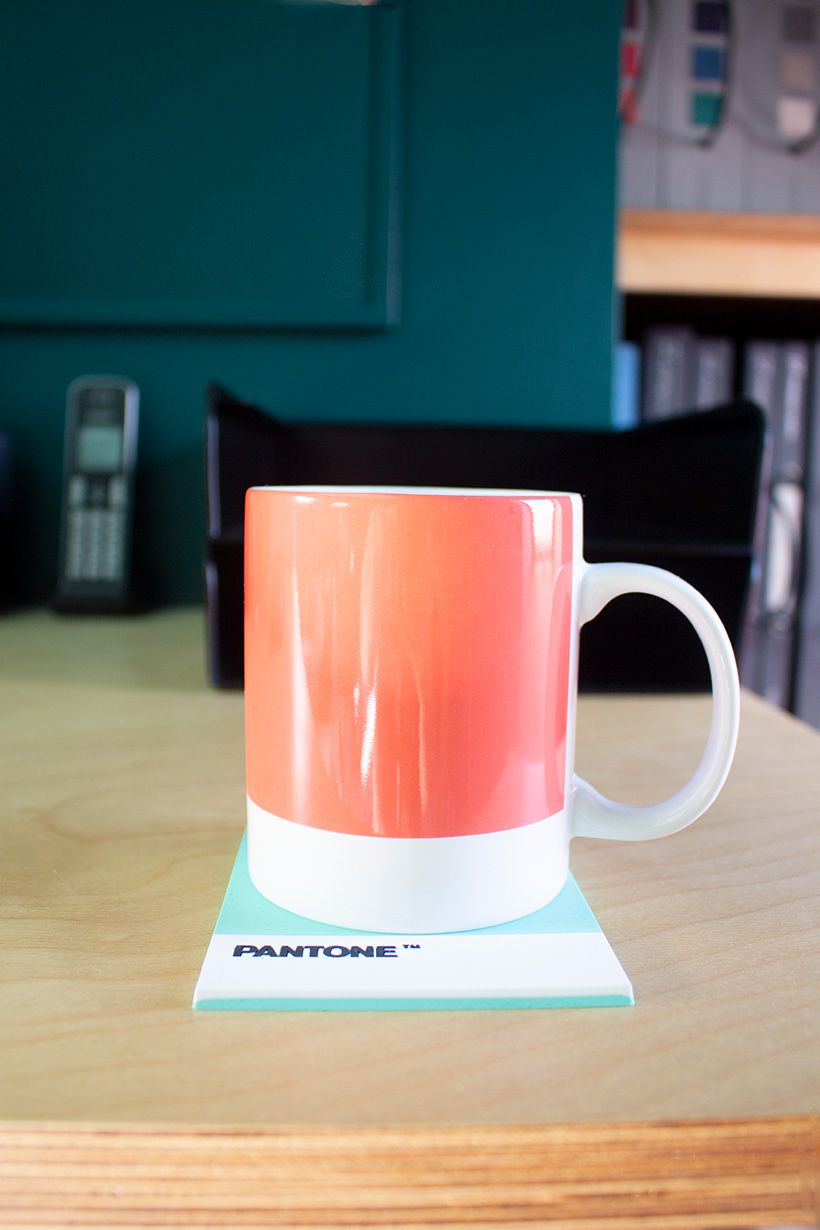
[54,376,140,613]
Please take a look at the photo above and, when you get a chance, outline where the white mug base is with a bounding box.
[246,797,571,934]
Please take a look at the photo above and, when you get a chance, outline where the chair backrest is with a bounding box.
[204,382,766,691]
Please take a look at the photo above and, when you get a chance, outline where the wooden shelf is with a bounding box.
[618,208,820,298]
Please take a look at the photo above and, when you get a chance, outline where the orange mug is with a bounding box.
[244,487,740,932]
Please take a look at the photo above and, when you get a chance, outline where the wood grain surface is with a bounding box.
[0,609,818,1226]
[0,1117,817,1228]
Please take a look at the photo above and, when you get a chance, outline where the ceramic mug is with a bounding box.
[244,487,740,932]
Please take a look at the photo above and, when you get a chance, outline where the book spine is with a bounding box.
[694,338,734,410]
[641,327,694,420]
[793,341,820,729]
[738,341,779,696]
[612,341,641,430]
[743,339,779,413]
[756,342,809,709]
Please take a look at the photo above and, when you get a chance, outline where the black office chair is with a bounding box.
[204,382,766,692]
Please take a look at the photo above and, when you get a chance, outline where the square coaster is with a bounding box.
[193,835,634,1010]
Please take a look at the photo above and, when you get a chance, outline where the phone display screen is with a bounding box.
[76,424,123,472]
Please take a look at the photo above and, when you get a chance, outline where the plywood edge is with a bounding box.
[0,1115,817,1227]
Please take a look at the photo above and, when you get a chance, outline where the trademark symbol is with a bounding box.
[403,943,421,949]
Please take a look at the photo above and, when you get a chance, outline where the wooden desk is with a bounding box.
[1,609,817,1227]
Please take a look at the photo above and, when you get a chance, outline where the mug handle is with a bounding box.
[571,562,741,841]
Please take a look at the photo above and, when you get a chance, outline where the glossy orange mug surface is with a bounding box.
[245,488,575,840]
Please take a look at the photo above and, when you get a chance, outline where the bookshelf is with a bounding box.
[618,209,820,299]
[616,209,820,729]
[617,208,820,369]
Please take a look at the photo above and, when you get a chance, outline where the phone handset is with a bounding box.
[54,376,140,613]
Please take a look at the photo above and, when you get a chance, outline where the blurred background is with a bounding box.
[618,0,820,724]
[1,0,819,725]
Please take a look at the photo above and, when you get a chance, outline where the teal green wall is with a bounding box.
[0,1,620,604]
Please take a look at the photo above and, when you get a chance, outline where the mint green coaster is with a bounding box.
[193,835,633,1010]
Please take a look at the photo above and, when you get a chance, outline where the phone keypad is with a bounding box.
[65,476,127,583]
[67,475,87,507]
